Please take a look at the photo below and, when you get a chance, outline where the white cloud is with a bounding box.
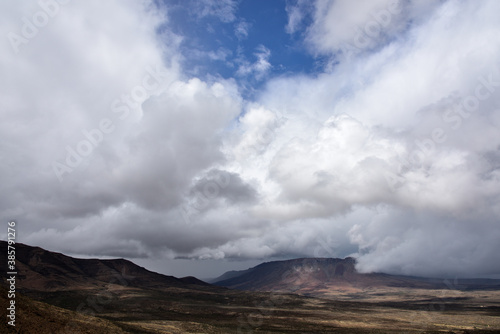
[193,0,238,23]
[285,0,313,34]
[348,207,500,277]
[2,0,500,279]
[190,47,232,62]
[236,45,272,80]
[306,0,402,55]
[0,0,241,258]
[234,19,251,40]
[305,0,444,62]
[217,0,500,276]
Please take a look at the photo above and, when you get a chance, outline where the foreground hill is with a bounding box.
[0,284,128,334]
[212,257,500,296]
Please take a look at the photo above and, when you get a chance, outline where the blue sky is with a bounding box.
[1,0,500,278]
[161,0,321,95]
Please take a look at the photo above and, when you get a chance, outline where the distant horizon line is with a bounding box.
[5,240,500,281]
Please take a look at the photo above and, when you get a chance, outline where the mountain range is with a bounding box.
[211,257,500,297]
[0,241,209,292]
[2,240,500,333]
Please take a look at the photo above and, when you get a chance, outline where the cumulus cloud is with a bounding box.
[2,0,500,279]
[223,0,500,276]
[0,0,240,255]
[251,0,499,276]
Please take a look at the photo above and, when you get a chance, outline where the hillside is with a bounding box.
[0,284,129,334]
[0,241,210,292]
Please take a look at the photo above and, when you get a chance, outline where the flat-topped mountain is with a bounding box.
[212,257,500,296]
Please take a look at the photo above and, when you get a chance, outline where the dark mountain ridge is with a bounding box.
[0,240,211,292]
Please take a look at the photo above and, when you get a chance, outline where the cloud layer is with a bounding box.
[1,0,500,278]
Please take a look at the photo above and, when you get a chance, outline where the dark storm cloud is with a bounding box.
[190,169,258,205]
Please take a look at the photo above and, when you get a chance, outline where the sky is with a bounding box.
[1,0,500,279]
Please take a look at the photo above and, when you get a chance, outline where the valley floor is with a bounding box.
[3,284,500,333]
